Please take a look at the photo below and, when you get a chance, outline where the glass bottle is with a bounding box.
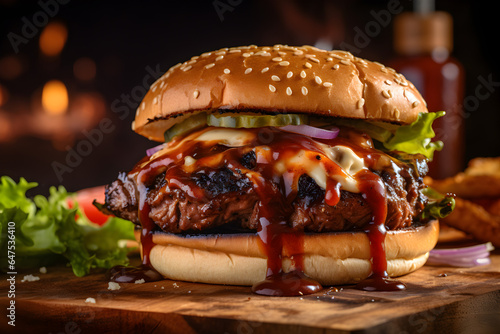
[390,1,465,179]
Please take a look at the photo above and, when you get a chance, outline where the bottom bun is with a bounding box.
[140,220,439,286]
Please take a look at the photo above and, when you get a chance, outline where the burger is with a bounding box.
[99,45,452,295]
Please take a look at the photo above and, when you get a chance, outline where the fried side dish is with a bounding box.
[425,157,500,247]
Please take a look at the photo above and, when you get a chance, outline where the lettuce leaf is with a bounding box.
[383,111,445,160]
[420,186,455,219]
[331,111,445,160]
[0,176,135,276]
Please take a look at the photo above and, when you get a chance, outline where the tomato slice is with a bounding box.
[68,185,111,226]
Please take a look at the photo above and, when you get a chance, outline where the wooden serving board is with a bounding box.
[2,252,500,334]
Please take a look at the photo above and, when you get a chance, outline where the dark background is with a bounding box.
[0,0,499,195]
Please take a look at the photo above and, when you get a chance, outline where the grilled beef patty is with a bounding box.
[102,150,428,233]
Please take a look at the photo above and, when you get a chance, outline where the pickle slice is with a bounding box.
[207,113,308,128]
[164,112,207,142]
[163,112,309,142]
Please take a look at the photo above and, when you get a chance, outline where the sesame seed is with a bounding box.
[272,57,283,62]
[333,64,340,70]
[245,68,253,74]
[394,108,401,118]
[382,90,392,98]
[340,59,350,65]
[279,61,290,66]
[191,56,199,60]
[215,51,226,56]
[323,82,332,88]
[301,86,308,95]
[305,62,312,68]
[300,70,306,78]
[215,56,224,61]
[356,98,365,109]
[181,65,192,72]
[205,63,215,69]
[159,81,165,88]
[261,67,269,73]
[193,90,200,99]
[271,75,281,82]
[380,67,388,73]
[287,71,293,78]
[153,97,158,105]
[326,57,333,62]
[151,85,158,92]
[269,84,276,92]
[262,46,271,51]
[286,87,292,96]
[294,50,304,56]
[242,53,252,58]
[187,59,197,65]
[229,49,242,53]
[255,51,271,56]
[309,57,320,63]
[331,54,344,60]
[224,68,231,74]
[384,80,392,85]
[315,76,322,85]
[201,52,212,57]
[278,51,287,57]
[412,101,420,108]
[141,102,145,110]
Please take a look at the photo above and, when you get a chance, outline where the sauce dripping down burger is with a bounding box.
[99,45,449,296]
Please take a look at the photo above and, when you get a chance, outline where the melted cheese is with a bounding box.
[146,128,368,193]
[273,147,364,193]
[195,128,255,146]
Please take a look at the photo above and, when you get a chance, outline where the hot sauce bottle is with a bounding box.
[390,1,465,179]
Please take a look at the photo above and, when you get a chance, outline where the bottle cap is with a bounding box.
[394,11,453,56]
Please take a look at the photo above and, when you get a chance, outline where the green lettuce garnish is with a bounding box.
[0,176,135,276]
[420,186,455,219]
[383,111,445,160]
[332,111,445,160]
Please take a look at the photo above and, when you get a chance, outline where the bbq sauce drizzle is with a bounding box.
[111,127,406,293]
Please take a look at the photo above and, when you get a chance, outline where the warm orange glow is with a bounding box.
[0,56,23,80]
[39,22,68,56]
[73,57,96,81]
[42,80,68,115]
[0,84,8,106]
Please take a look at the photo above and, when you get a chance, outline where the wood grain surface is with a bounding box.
[1,252,500,334]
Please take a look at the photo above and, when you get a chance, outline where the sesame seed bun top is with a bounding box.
[133,45,428,142]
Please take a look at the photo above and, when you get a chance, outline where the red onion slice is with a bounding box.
[427,242,494,267]
[279,125,339,139]
[146,143,166,156]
